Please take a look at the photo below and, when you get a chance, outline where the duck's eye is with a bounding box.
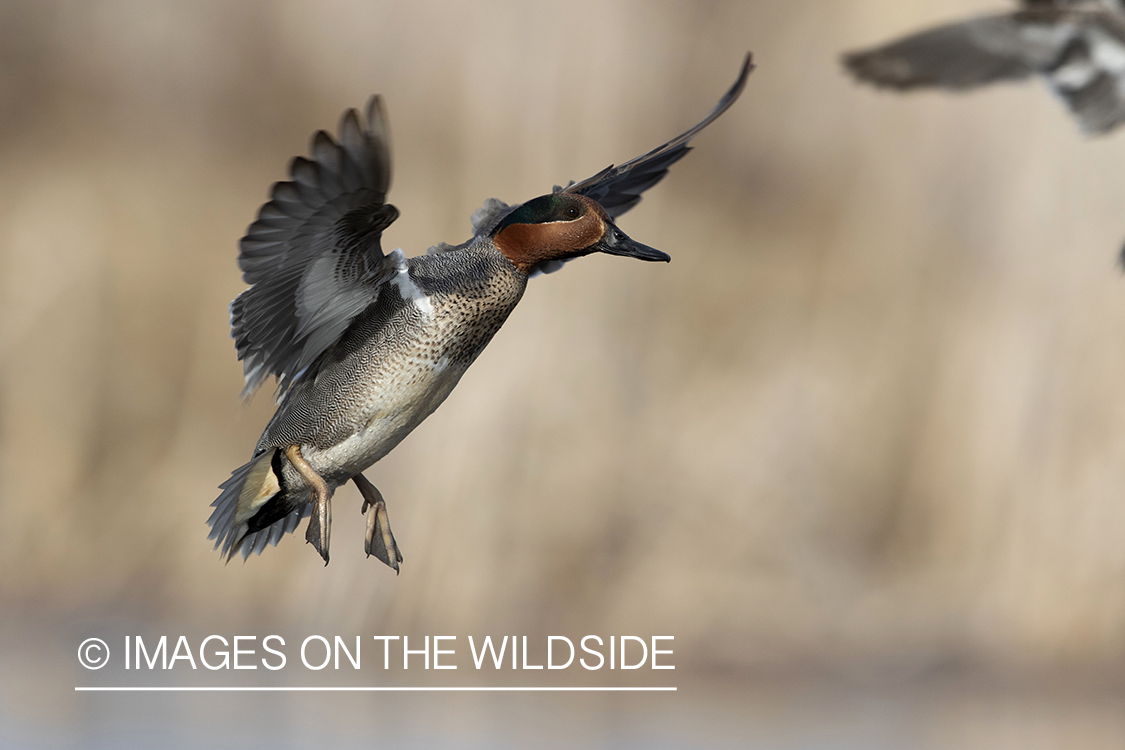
[566,207,578,218]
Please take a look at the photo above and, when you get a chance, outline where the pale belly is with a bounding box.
[263,248,527,497]
[303,353,468,486]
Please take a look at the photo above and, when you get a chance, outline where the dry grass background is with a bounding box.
[3,0,1125,747]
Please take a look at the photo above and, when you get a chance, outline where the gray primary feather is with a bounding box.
[231,96,398,401]
[843,6,1125,134]
[1022,1,1125,10]
[539,53,750,275]
[432,53,754,276]
[560,52,754,217]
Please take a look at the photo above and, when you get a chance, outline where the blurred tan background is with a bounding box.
[3,0,1125,747]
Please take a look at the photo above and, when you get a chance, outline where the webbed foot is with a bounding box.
[354,473,403,573]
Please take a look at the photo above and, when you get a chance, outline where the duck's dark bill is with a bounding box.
[599,225,671,262]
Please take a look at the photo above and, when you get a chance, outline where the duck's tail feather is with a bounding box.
[235,506,308,560]
[208,449,309,561]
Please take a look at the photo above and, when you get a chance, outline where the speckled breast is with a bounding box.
[265,246,527,489]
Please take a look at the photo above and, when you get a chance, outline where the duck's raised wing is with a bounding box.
[232,96,398,401]
[843,10,1125,134]
[560,52,753,218]
[434,54,753,272]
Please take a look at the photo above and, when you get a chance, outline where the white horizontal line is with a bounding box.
[75,686,676,692]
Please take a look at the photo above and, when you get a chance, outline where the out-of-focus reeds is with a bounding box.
[3,1,1125,746]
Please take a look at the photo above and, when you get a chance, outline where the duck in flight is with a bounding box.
[843,1,1125,134]
[208,54,753,567]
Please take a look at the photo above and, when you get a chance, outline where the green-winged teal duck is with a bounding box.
[209,53,753,567]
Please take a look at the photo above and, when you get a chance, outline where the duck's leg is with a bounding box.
[354,473,403,573]
[285,445,331,565]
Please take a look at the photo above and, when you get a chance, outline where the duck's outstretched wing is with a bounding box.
[231,96,398,401]
[559,52,753,218]
[432,54,754,273]
[843,10,1125,134]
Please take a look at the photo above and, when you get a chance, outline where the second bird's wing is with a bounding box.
[843,10,1125,134]
[231,96,399,401]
